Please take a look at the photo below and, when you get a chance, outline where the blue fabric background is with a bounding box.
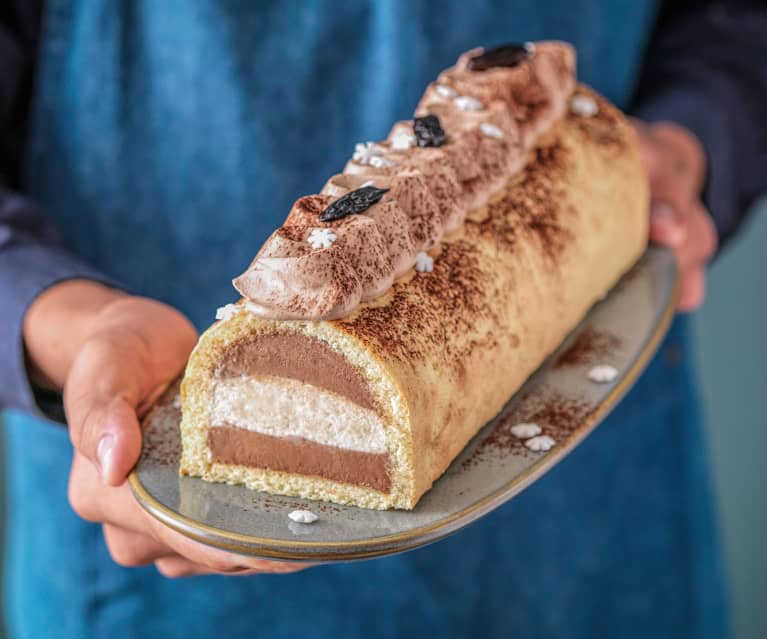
[25,0,656,328]
[2,1,726,637]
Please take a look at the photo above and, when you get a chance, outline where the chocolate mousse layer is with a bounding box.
[216,332,377,411]
[208,426,391,492]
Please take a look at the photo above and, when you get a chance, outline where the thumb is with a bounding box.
[64,340,145,486]
[66,390,143,486]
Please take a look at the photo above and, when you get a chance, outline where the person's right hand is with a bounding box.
[631,120,718,312]
[25,281,312,577]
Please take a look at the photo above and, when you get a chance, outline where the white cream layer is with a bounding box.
[211,375,387,454]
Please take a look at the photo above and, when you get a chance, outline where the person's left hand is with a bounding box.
[631,119,718,312]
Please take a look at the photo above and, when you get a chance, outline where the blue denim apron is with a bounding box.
[3,2,726,637]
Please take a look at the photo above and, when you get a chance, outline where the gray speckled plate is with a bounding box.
[130,247,678,562]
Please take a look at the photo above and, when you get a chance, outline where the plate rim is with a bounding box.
[129,249,679,560]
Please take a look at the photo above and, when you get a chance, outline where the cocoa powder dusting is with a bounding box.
[341,239,492,372]
[284,194,333,227]
[462,391,590,469]
[278,225,308,242]
[554,328,621,368]
[141,384,183,467]
[524,396,591,443]
[341,136,573,371]
[254,496,342,514]
[510,69,551,127]
[473,140,573,262]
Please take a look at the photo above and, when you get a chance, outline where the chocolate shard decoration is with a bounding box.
[413,115,447,148]
[467,42,533,71]
[319,186,390,222]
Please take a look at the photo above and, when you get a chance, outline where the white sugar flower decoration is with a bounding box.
[307,228,337,250]
[369,155,397,168]
[510,423,542,439]
[525,435,556,452]
[391,132,416,150]
[352,141,396,167]
[288,510,319,524]
[570,94,599,117]
[215,303,241,322]
[414,251,434,273]
[588,364,618,383]
[435,83,457,98]
[480,122,504,139]
[454,95,484,111]
[353,141,382,163]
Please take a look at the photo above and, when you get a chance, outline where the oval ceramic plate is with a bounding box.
[130,247,678,562]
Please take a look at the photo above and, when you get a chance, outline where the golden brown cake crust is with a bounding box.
[316,87,648,505]
[336,88,635,365]
[179,85,648,510]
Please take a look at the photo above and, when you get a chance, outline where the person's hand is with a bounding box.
[25,281,313,577]
[631,120,718,312]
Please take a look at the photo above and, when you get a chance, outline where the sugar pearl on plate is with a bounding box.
[288,510,319,524]
[510,422,542,439]
[588,364,619,383]
[525,435,556,452]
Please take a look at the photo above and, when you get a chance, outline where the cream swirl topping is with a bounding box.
[233,42,576,320]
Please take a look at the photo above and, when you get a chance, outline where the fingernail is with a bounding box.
[650,203,686,246]
[97,434,115,481]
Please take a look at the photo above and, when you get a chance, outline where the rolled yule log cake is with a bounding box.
[178,42,648,510]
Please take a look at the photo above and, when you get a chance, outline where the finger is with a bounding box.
[644,140,698,224]
[154,556,311,579]
[69,449,315,574]
[649,202,686,248]
[70,462,276,573]
[678,266,706,313]
[649,185,695,226]
[145,513,316,573]
[68,451,156,533]
[137,501,318,573]
[151,525,302,572]
[155,557,260,578]
[674,204,718,273]
[631,118,663,181]
[102,524,178,567]
[64,338,144,486]
[636,121,706,193]
[91,397,142,486]
[688,204,718,263]
[155,557,213,578]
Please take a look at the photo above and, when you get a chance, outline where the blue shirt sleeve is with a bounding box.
[0,2,119,415]
[0,190,120,414]
[632,0,767,248]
